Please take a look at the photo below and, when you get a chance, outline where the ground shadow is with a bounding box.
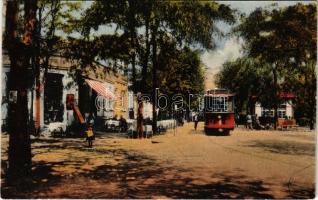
[283,182,315,199]
[244,140,315,156]
[1,141,275,199]
[1,136,314,199]
[1,160,64,199]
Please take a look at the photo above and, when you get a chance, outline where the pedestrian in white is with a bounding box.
[194,114,199,131]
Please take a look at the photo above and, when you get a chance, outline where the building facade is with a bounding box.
[253,93,295,119]
[1,53,128,132]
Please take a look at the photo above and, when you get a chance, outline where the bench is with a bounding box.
[127,119,153,138]
[277,118,299,130]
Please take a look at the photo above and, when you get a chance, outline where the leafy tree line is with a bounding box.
[216,3,316,129]
[3,0,236,179]
[63,0,236,134]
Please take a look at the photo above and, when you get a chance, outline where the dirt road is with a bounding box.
[1,123,316,198]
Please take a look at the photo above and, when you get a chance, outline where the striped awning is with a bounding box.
[85,79,116,100]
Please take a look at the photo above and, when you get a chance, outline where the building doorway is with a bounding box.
[44,73,64,124]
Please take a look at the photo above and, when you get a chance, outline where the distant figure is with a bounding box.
[254,114,265,130]
[119,115,127,132]
[246,113,253,130]
[129,108,134,119]
[86,125,95,148]
[235,114,240,127]
[194,114,199,131]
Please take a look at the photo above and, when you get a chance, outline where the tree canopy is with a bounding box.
[66,0,236,94]
[218,3,316,128]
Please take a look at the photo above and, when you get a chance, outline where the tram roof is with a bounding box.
[204,93,235,97]
[205,88,235,96]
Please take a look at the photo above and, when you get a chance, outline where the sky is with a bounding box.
[203,0,315,89]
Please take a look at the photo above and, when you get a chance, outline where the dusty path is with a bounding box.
[1,123,316,198]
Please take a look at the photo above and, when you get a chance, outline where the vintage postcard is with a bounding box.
[1,0,316,199]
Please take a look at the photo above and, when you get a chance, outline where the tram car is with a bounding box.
[204,88,235,135]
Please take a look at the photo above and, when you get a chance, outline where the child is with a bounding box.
[86,125,94,148]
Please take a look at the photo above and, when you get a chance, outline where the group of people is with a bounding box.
[243,114,265,130]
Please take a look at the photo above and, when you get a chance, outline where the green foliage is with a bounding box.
[227,3,316,127]
[216,57,271,112]
[163,1,235,49]
[157,45,205,96]
[234,3,316,66]
[282,60,316,128]
[71,0,236,96]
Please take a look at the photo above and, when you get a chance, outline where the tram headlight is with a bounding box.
[218,115,221,119]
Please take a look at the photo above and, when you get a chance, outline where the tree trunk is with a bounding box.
[273,67,278,130]
[305,72,315,130]
[141,12,150,89]
[35,3,42,136]
[127,0,143,138]
[128,0,137,92]
[5,0,37,181]
[151,20,159,134]
[136,93,144,138]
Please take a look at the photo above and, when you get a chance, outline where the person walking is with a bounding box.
[194,114,199,131]
[235,114,240,127]
[85,125,95,148]
[246,113,253,130]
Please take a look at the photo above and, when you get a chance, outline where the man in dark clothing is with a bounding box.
[119,115,127,132]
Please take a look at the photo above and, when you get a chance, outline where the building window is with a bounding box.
[261,109,274,117]
[278,110,286,118]
[261,103,287,118]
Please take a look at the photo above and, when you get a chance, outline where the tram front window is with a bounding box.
[204,96,234,113]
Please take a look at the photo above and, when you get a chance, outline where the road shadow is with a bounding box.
[1,160,64,199]
[1,136,313,199]
[283,182,315,199]
[244,140,315,156]
[2,143,276,199]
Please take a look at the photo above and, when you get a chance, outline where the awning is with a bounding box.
[85,79,116,100]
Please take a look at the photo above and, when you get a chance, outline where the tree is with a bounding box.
[155,38,205,119]
[282,60,316,129]
[4,0,37,181]
[69,0,235,135]
[216,57,270,113]
[233,3,316,128]
[143,1,236,133]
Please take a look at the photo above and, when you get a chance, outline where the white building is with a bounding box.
[253,93,295,119]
